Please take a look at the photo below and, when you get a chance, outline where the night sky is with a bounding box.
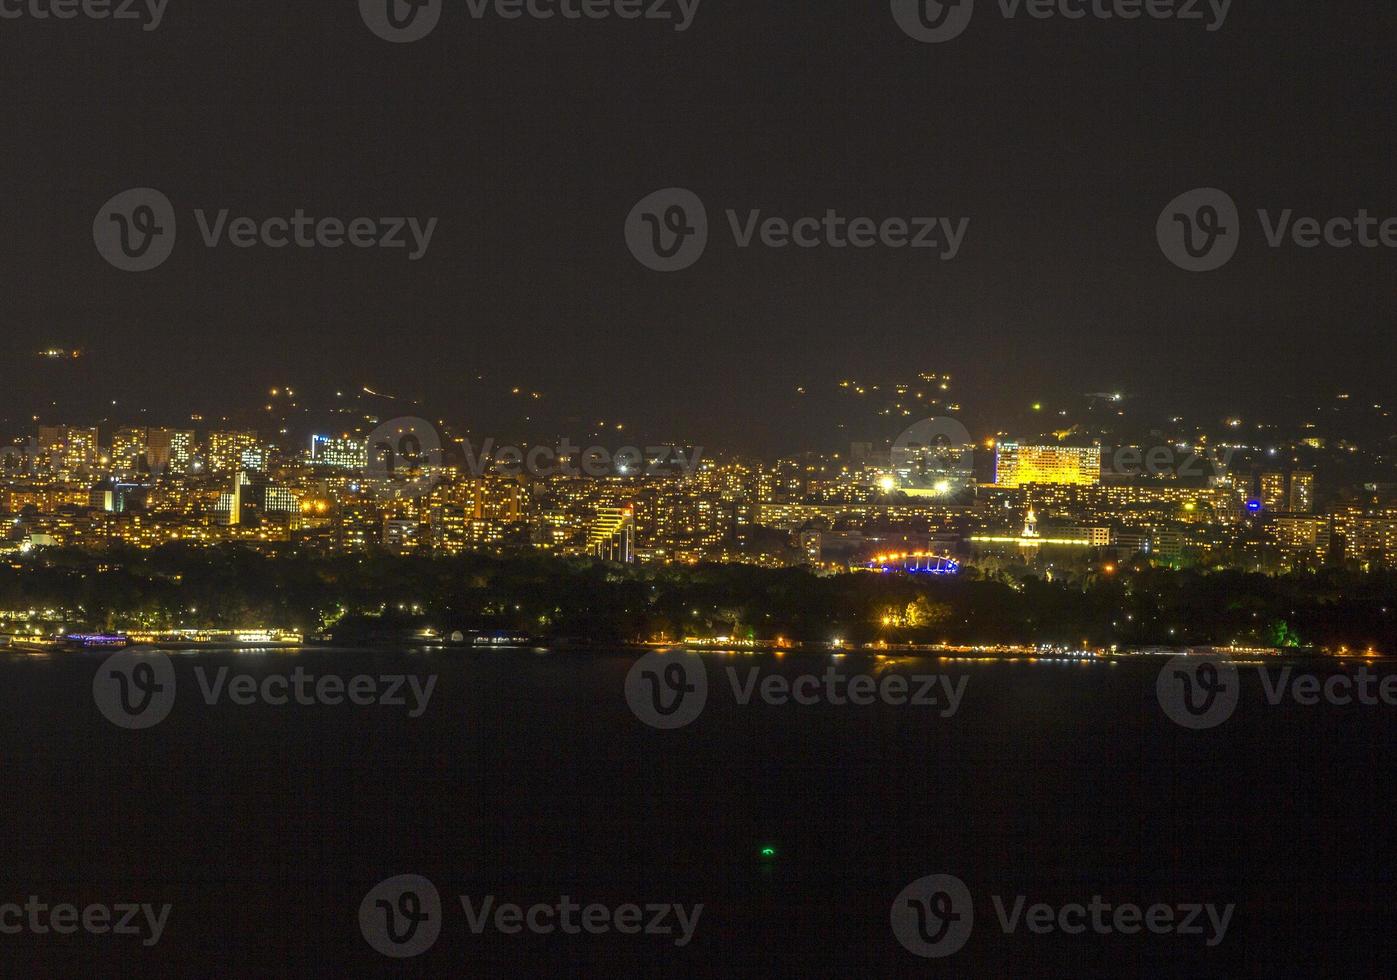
[2,1,1394,452]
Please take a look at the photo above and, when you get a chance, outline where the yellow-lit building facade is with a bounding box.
[994,444,1101,488]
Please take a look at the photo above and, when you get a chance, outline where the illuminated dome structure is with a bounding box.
[861,552,961,575]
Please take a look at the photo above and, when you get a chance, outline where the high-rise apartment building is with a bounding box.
[994,444,1101,488]
[1344,517,1397,568]
[383,518,423,555]
[1259,472,1288,511]
[311,435,367,470]
[1289,471,1315,514]
[111,427,148,471]
[147,429,196,475]
[207,431,262,473]
[37,425,99,476]
[429,504,471,555]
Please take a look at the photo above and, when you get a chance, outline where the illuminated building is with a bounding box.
[215,472,269,527]
[1114,532,1151,556]
[1260,472,1287,511]
[754,498,970,532]
[468,477,524,521]
[994,443,1101,487]
[970,503,1095,551]
[147,428,196,475]
[1289,471,1315,514]
[336,500,380,550]
[383,518,423,555]
[731,499,754,546]
[24,532,58,550]
[1152,529,1185,563]
[588,506,635,563]
[429,504,471,554]
[989,483,1241,526]
[4,486,89,513]
[1270,516,1331,555]
[887,434,974,498]
[111,427,148,471]
[88,481,126,513]
[1340,515,1397,568]
[311,434,367,470]
[293,498,333,532]
[1064,526,1113,547]
[627,486,730,557]
[260,486,298,514]
[464,519,512,547]
[37,425,99,476]
[207,430,262,473]
[146,479,221,518]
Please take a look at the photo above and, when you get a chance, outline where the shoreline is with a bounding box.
[0,636,1366,661]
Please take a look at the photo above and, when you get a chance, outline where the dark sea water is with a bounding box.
[1,649,1394,977]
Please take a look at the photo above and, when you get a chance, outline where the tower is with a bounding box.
[1022,503,1040,540]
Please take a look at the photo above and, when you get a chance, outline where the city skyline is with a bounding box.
[4,385,1393,584]
[4,392,1392,486]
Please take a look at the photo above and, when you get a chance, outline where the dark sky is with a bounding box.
[2,1,1394,453]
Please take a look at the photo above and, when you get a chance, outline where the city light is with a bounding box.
[0,379,1392,657]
